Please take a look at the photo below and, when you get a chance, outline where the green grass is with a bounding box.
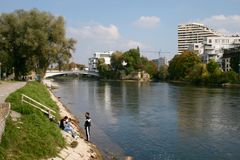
[0,81,65,160]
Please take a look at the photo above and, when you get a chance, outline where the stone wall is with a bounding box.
[121,71,150,81]
[0,103,10,142]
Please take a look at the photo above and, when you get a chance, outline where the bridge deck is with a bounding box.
[44,70,99,78]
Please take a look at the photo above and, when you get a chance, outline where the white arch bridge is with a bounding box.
[44,70,99,78]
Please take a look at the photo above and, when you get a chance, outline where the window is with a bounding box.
[209,39,212,43]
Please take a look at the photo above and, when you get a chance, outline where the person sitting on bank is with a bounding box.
[59,116,68,130]
[64,118,78,139]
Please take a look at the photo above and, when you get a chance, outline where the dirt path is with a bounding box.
[0,81,26,103]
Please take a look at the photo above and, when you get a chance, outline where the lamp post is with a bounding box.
[12,67,15,80]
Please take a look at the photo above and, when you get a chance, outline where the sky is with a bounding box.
[1,0,240,65]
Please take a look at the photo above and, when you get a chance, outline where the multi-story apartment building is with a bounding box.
[222,46,240,72]
[88,51,114,72]
[201,36,240,65]
[189,36,240,67]
[178,23,220,53]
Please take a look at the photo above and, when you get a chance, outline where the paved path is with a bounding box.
[0,81,26,103]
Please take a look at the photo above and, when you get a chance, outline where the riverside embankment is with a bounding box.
[0,81,103,160]
[48,89,103,160]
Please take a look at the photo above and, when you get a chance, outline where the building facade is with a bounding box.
[178,23,220,53]
[222,47,240,72]
[201,36,240,65]
[88,51,114,72]
[152,57,168,70]
[189,36,240,67]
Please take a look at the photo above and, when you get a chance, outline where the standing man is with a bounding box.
[84,112,91,141]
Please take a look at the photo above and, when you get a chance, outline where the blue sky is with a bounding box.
[1,0,240,65]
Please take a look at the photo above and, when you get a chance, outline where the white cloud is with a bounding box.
[199,15,240,35]
[134,16,160,28]
[68,24,120,41]
[67,24,145,65]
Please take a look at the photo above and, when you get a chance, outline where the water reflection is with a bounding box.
[176,86,240,159]
[53,80,240,160]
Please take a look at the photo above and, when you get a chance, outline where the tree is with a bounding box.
[158,64,168,80]
[207,59,220,74]
[97,58,111,78]
[188,63,208,84]
[0,9,76,80]
[123,48,142,72]
[144,60,158,77]
[111,51,124,71]
[168,51,201,80]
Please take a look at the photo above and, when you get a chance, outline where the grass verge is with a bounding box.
[0,81,65,160]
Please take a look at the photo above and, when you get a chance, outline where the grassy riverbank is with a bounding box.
[0,82,65,160]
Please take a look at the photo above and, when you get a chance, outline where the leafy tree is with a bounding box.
[111,51,124,71]
[123,48,142,72]
[168,51,201,80]
[221,71,238,83]
[207,59,220,74]
[97,48,160,80]
[144,60,158,78]
[0,9,76,80]
[60,62,85,71]
[97,58,111,78]
[188,63,208,84]
[158,64,168,80]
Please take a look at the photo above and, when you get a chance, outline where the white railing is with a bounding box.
[21,94,56,118]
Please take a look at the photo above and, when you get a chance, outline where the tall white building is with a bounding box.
[88,51,114,72]
[178,23,220,53]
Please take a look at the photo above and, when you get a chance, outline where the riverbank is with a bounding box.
[0,81,103,160]
[169,80,240,88]
[0,82,65,159]
[48,89,103,160]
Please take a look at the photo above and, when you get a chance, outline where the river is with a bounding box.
[53,79,240,160]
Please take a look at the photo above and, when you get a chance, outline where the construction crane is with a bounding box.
[140,50,170,70]
[141,50,170,58]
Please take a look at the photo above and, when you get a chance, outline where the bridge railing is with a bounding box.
[44,70,99,78]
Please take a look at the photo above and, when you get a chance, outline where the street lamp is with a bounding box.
[12,67,15,80]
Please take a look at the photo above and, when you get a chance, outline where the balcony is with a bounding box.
[204,45,214,50]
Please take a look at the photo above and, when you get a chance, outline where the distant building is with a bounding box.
[189,36,240,67]
[88,51,114,72]
[178,23,220,53]
[188,43,204,55]
[152,57,168,69]
[201,36,240,65]
[222,46,240,72]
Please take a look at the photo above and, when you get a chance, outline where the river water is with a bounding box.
[53,79,240,160]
